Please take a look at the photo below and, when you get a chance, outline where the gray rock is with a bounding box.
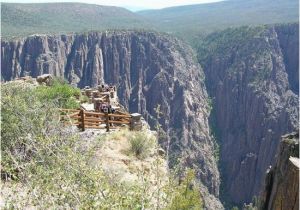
[1,31,222,209]
[259,132,299,210]
[158,148,166,156]
[200,24,299,205]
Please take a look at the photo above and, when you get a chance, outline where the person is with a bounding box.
[111,107,116,114]
[109,84,114,92]
[101,103,108,113]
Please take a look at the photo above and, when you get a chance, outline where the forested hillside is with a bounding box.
[1,3,152,38]
[138,0,299,43]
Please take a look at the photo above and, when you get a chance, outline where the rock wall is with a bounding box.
[1,31,223,209]
[199,24,299,206]
[275,24,299,95]
[259,132,299,210]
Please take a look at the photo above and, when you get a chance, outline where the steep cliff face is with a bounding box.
[259,132,299,210]
[1,31,223,209]
[198,24,299,206]
[275,24,299,95]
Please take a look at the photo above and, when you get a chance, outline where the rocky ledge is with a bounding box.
[259,132,299,210]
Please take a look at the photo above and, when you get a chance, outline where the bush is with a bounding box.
[1,82,148,209]
[1,82,204,209]
[129,132,155,159]
[165,169,203,210]
[80,94,90,103]
[36,78,81,109]
[22,140,147,209]
[1,82,60,180]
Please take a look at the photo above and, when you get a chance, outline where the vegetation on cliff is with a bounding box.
[35,78,81,109]
[138,0,298,43]
[197,26,267,64]
[1,81,203,209]
[1,30,222,209]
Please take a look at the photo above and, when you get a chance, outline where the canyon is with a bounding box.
[198,23,299,206]
[1,23,298,208]
[1,31,222,209]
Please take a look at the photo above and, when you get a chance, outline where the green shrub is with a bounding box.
[36,78,80,109]
[1,82,59,179]
[80,94,90,103]
[1,82,203,210]
[129,132,155,159]
[1,82,149,209]
[165,169,203,210]
[22,140,147,209]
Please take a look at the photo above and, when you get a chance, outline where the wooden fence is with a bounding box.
[60,109,132,132]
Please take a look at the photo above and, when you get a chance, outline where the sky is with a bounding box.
[0,0,223,11]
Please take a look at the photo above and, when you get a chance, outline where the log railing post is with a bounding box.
[105,113,110,132]
[130,113,142,131]
[80,109,85,131]
[129,117,134,131]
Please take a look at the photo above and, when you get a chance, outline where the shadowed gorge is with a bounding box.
[198,24,299,206]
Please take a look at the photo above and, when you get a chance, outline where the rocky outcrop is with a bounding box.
[275,24,299,95]
[198,24,299,206]
[1,31,222,209]
[259,132,299,210]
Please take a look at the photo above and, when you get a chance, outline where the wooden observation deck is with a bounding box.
[60,84,143,132]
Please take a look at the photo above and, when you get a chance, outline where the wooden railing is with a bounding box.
[60,109,132,132]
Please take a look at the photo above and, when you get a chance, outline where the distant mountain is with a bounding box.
[138,0,299,43]
[1,3,152,38]
[2,1,298,43]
